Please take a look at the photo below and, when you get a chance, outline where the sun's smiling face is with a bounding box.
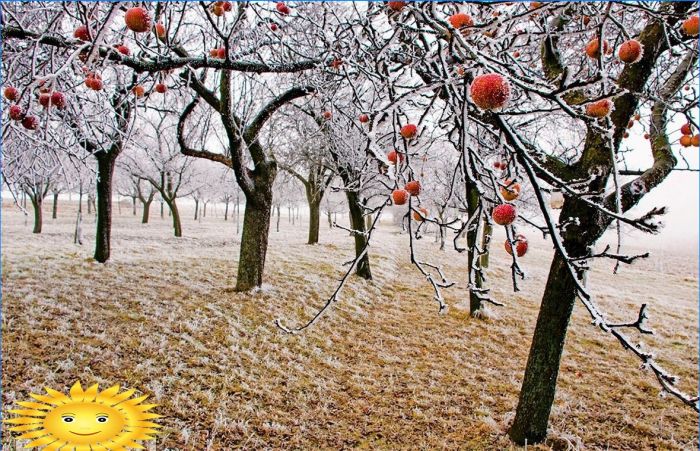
[4,381,161,450]
[44,401,126,445]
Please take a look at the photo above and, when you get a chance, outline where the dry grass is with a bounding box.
[2,201,698,450]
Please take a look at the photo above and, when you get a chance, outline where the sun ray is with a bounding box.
[17,401,53,410]
[8,408,49,417]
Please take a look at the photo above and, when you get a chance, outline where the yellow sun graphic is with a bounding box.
[4,381,161,450]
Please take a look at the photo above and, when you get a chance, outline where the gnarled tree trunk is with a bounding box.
[236,185,274,290]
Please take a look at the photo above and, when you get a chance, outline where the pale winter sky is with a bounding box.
[613,117,699,253]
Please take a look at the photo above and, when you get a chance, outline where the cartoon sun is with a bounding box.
[5,381,161,450]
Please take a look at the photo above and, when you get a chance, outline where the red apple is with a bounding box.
[618,39,643,64]
[448,12,473,30]
[154,23,166,40]
[388,1,406,11]
[38,92,51,108]
[73,25,91,42]
[50,91,66,109]
[392,189,409,205]
[400,124,417,139]
[387,150,404,165]
[505,234,528,257]
[585,38,611,59]
[359,114,369,123]
[681,123,692,135]
[470,73,511,111]
[405,180,421,196]
[8,105,24,121]
[276,2,290,15]
[585,99,613,118]
[492,204,517,226]
[115,44,130,56]
[132,85,145,97]
[500,179,521,201]
[413,207,428,221]
[155,83,167,94]
[4,86,18,101]
[682,15,699,36]
[21,115,39,130]
[125,7,152,33]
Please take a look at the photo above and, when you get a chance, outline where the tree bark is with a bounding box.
[308,199,321,244]
[52,192,59,219]
[236,194,273,291]
[345,190,372,280]
[481,215,492,268]
[74,210,83,245]
[276,205,281,232]
[30,195,42,234]
[94,155,116,263]
[166,199,182,237]
[236,198,240,234]
[508,251,577,444]
[142,199,152,224]
[467,181,483,316]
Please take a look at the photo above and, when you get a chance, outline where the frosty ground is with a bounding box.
[1,202,698,450]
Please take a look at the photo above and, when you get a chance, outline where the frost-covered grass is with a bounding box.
[2,202,698,450]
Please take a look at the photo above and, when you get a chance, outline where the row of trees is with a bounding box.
[2,1,698,445]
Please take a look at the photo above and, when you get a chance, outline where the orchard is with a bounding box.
[1,1,698,449]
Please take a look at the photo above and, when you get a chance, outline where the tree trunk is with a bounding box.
[467,182,483,316]
[167,199,182,237]
[30,196,42,234]
[94,155,116,263]
[203,202,207,218]
[194,199,199,220]
[345,191,372,280]
[276,205,281,232]
[327,211,332,229]
[132,196,137,215]
[236,199,240,235]
[160,201,164,218]
[224,200,229,221]
[236,195,273,291]
[481,215,493,268]
[78,191,83,214]
[508,252,577,445]
[52,192,58,219]
[308,199,321,244]
[142,199,152,224]
[74,210,83,245]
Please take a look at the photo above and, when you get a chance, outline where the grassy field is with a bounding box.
[2,201,698,450]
